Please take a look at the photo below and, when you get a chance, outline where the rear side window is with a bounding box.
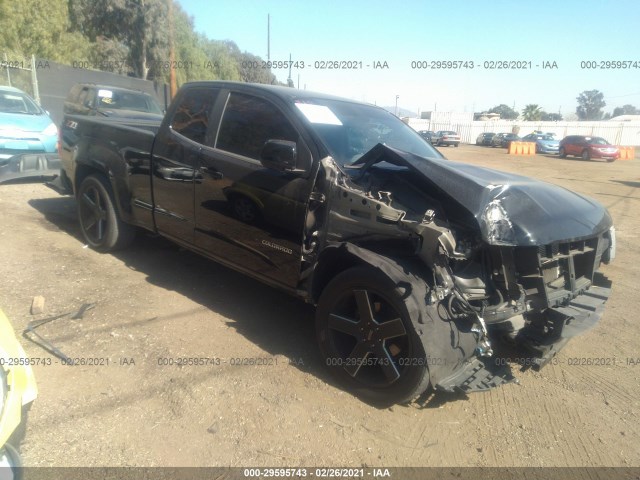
[170,88,220,144]
[216,92,298,160]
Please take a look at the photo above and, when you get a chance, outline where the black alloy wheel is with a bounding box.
[316,266,430,405]
[77,175,135,251]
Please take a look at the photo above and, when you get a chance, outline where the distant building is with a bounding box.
[608,115,640,122]
[420,111,474,123]
[475,112,501,121]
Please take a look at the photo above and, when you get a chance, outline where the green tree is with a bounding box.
[69,0,169,79]
[198,38,241,81]
[488,104,518,120]
[522,104,542,121]
[611,104,639,117]
[541,112,563,121]
[576,90,606,120]
[0,0,91,62]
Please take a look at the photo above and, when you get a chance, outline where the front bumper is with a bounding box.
[518,273,611,368]
[0,152,60,184]
[538,145,559,154]
[435,273,611,394]
[592,150,619,160]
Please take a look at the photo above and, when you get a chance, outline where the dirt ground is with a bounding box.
[1,145,639,468]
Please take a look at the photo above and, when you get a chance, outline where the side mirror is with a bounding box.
[260,139,298,173]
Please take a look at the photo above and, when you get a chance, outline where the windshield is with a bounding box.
[588,137,610,145]
[532,134,555,141]
[97,89,163,114]
[0,90,42,115]
[294,99,440,166]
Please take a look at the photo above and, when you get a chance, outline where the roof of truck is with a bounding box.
[182,81,372,106]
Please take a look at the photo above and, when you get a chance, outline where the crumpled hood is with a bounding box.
[350,144,612,246]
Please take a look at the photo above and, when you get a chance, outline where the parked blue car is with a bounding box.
[521,133,560,154]
[0,86,60,183]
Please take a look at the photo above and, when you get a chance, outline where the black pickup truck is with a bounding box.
[59,81,615,405]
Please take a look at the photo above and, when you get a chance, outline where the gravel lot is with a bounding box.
[1,145,639,468]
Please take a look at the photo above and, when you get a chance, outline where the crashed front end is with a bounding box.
[307,144,614,394]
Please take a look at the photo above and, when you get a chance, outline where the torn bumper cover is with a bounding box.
[436,274,612,393]
[518,275,612,370]
[0,152,60,184]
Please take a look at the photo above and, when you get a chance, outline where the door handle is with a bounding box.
[199,166,224,180]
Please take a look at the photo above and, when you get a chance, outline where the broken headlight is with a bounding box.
[482,201,515,245]
[603,226,616,264]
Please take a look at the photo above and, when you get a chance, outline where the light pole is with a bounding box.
[395,95,399,116]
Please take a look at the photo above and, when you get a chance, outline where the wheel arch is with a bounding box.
[311,242,480,390]
[75,161,134,224]
[310,242,432,307]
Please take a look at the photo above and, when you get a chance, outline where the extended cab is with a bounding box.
[59,82,615,405]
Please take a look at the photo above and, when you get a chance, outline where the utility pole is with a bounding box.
[287,53,294,87]
[168,0,177,99]
[267,14,270,61]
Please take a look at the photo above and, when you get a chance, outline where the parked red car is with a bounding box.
[559,135,619,162]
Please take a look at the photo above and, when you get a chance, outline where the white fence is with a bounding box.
[406,118,640,146]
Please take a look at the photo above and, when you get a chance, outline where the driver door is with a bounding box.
[194,90,315,288]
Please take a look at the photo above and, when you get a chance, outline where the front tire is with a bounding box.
[77,175,135,252]
[581,149,591,161]
[316,266,430,405]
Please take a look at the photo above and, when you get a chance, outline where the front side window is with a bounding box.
[216,93,298,160]
[170,88,219,144]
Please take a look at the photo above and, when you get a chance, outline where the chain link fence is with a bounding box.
[1,53,167,124]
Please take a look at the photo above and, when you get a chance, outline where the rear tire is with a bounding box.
[559,147,566,158]
[316,266,430,406]
[77,175,135,252]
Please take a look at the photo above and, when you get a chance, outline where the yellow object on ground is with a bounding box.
[618,146,635,160]
[0,309,38,448]
[508,141,536,155]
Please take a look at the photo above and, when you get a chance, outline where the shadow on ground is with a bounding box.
[28,194,518,408]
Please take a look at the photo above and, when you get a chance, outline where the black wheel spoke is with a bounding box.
[82,191,96,210]
[377,317,406,340]
[96,218,104,240]
[353,289,374,324]
[344,341,370,378]
[84,215,97,231]
[328,313,361,337]
[375,344,401,382]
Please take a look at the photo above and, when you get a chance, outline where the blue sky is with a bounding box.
[178,0,640,117]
